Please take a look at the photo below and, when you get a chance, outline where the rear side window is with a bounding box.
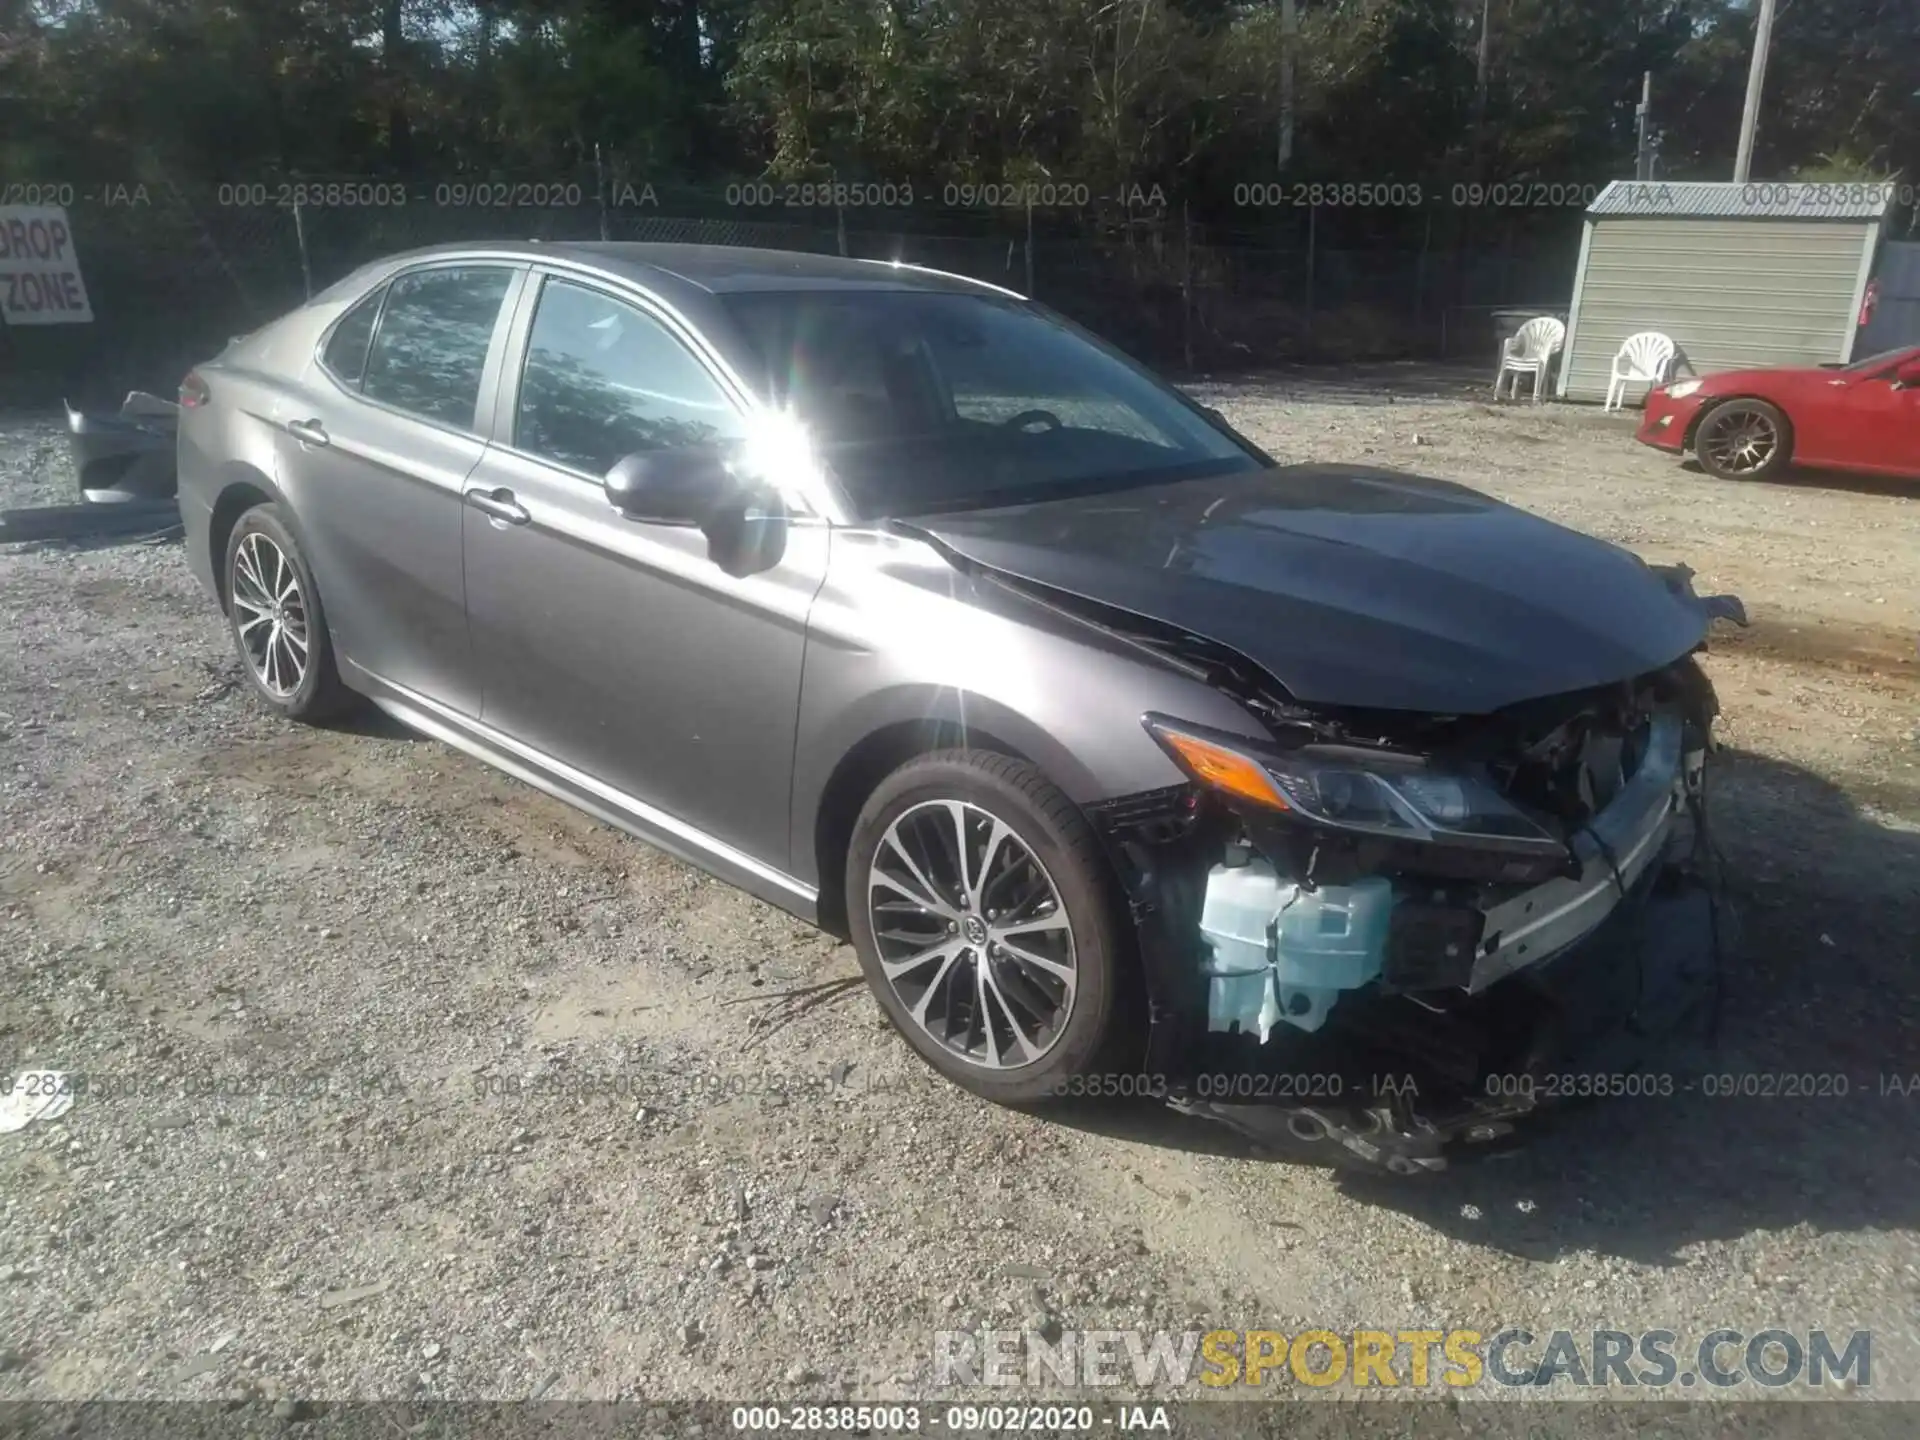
[362,266,515,430]
[515,277,744,475]
[321,287,383,386]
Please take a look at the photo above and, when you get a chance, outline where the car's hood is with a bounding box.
[897,463,1712,714]
[1689,363,1825,390]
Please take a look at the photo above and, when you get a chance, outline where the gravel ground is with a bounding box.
[1,371,1916,1420]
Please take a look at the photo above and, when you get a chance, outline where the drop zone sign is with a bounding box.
[0,206,93,324]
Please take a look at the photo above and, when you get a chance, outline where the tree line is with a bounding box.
[1,0,1911,234]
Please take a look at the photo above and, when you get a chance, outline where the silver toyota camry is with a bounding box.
[177,242,1742,1169]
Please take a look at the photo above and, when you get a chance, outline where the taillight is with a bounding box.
[179,371,210,408]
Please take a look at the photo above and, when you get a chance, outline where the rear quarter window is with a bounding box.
[320,287,384,387]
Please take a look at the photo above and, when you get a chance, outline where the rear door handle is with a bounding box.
[463,486,530,526]
[287,418,329,447]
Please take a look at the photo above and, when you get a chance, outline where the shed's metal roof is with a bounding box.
[1587,179,1892,221]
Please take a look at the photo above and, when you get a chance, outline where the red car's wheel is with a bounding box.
[1695,398,1791,482]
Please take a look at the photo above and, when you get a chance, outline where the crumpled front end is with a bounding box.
[1088,653,1733,1174]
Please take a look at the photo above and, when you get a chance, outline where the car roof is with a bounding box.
[366,240,1017,298]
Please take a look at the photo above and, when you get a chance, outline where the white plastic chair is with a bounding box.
[1605,331,1678,412]
[1495,316,1565,403]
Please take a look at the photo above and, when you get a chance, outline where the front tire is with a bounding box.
[1695,398,1791,482]
[846,750,1134,1106]
[224,503,354,722]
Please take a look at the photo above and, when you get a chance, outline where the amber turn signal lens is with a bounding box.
[1154,727,1289,810]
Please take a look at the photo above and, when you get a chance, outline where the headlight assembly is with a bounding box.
[1145,715,1566,857]
[1664,379,1703,400]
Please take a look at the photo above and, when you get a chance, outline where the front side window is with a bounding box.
[723,289,1259,518]
[321,286,384,386]
[515,278,745,475]
[361,266,515,429]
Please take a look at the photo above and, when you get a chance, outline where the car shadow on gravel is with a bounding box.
[1342,743,1920,1264]
[1677,455,1920,502]
[329,705,431,742]
[1063,745,1920,1264]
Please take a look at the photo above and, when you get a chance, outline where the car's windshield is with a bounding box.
[721,289,1261,518]
[1844,346,1918,373]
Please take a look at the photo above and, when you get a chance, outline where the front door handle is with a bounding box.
[463,486,530,526]
[287,418,329,447]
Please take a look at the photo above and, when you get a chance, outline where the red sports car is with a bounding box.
[1636,344,1920,483]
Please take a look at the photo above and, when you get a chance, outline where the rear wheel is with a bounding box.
[224,504,355,722]
[1695,398,1790,481]
[846,751,1133,1106]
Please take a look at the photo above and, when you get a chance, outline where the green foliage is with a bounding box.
[1,0,1913,203]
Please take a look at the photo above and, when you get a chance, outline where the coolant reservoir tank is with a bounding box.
[1197,861,1393,1038]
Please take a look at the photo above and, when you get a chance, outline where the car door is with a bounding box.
[1815,356,1920,475]
[460,270,830,871]
[277,260,525,715]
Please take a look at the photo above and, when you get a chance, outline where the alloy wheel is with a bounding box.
[1700,406,1778,476]
[231,532,310,698]
[866,799,1077,1069]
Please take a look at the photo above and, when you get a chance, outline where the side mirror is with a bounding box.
[1894,360,1920,390]
[603,447,730,524]
[702,484,790,577]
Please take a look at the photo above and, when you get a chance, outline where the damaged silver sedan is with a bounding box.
[172,242,1745,1171]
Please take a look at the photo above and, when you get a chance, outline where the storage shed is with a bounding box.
[1557,180,1891,401]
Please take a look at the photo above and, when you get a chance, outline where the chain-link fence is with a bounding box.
[0,177,1581,407]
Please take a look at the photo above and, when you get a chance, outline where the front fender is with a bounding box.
[786,525,1269,888]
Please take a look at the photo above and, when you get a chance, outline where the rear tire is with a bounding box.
[1695,399,1791,482]
[846,750,1136,1106]
[224,503,355,723]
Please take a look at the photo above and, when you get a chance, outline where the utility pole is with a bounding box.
[1277,0,1297,170]
[1732,0,1777,182]
[593,142,609,241]
[1634,71,1654,180]
[1471,0,1492,185]
[1458,0,1495,319]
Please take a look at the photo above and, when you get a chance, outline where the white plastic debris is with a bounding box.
[0,1071,76,1133]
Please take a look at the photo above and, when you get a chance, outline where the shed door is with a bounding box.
[1562,218,1870,402]
[1857,241,1920,354]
